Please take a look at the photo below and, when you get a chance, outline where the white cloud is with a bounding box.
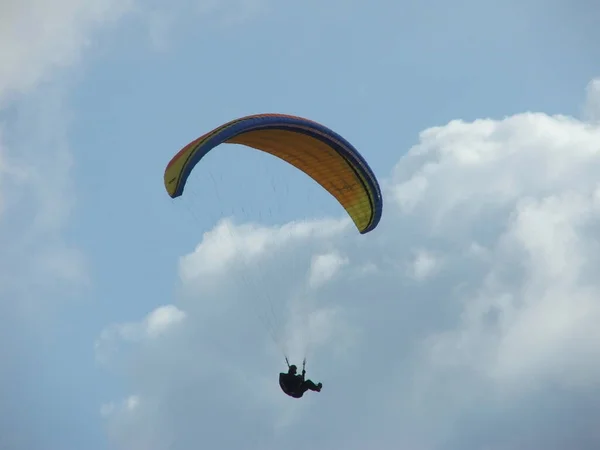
[146,305,187,337]
[179,217,350,282]
[408,249,440,281]
[583,78,600,123]
[95,305,187,364]
[100,80,600,450]
[0,0,134,102]
[400,111,600,393]
[308,251,349,288]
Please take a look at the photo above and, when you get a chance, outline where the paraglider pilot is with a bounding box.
[279,362,322,398]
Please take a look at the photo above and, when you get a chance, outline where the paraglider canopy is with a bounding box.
[164,113,383,234]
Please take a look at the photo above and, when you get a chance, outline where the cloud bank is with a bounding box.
[98,80,600,450]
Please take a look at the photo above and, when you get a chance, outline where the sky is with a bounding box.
[1,0,600,449]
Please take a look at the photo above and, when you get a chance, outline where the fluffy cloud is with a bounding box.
[408,249,441,281]
[99,80,600,450]
[584,78,600,123]
[0,0,134,102]
[95,305,187,365]
[308,251,349,288]
[391,105,600,393]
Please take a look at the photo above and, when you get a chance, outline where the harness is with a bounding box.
[280,358,306,398]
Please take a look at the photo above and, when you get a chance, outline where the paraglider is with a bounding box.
[163,113,383,234]
[279,359,322,398]
[163,113,382,398]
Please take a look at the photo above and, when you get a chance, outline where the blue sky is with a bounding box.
[2,0,600,449]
